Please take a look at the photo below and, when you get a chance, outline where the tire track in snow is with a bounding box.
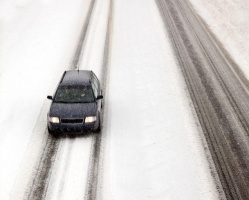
[156,0,249,199]
[43,136,92,200]
[83,0,113,199]
[84,134,102,200]
[71,0,96,70]
[25,134,60,200]
[24,0,96,199]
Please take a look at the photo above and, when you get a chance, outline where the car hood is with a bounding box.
[49,102,97,118]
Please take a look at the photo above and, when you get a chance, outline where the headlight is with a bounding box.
[85,116,96,123]
[49,117,60,123]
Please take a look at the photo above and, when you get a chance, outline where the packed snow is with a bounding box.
[188,0,249,80]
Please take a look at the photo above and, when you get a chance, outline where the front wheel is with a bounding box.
[95,115,101,133]
[48,126,59,138]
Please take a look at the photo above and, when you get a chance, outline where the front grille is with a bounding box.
[61,118,83,123]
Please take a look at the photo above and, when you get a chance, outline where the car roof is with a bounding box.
[60,70,92,87]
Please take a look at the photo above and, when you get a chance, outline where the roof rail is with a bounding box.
[59,71,67,84]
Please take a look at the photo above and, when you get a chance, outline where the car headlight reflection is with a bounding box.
[85,116,96,123]
[49,117,60,123]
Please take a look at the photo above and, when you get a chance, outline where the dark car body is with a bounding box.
[47,70,103,135]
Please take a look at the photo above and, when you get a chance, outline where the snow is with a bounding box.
[100,0,219,199]
[188,0,249,80]
[44,137,93,200]
[0,0,228,199]
[44,0,112,199]
[79,0,111,79]
[0,0,91,199]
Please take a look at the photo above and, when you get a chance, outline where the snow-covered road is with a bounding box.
[0,0,93,199]
[100,0,219,199]
[156,0,249,199]
[8,0,109,199]
[5,0,249,199]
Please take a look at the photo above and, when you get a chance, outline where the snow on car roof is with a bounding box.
[60,70,92,86]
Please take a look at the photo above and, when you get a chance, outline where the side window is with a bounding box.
[91,82,98,98]
[92,73,100,93]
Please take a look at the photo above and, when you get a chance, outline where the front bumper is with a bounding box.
[47,120,98,133]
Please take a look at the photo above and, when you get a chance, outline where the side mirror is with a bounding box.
[96,95,103,100]
[47,95,53,100]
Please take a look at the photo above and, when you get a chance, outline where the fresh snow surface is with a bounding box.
[188,0,249,80]
[0,0,91,199]
[100,0,219,199]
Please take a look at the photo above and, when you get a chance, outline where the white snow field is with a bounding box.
[0,0,229,199]
[0,0,92,199]
[189,0,249,80]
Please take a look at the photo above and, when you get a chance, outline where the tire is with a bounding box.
[48,126,59,138]
[95,125,101,133]
[95,115,101,133]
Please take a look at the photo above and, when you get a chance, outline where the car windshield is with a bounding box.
[54,86,94,103]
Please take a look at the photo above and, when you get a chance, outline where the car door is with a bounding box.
[91,73,102,113]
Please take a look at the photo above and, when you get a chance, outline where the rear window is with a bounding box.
[54,86,94,103]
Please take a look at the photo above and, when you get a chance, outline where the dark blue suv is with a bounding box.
[47,70,103,135]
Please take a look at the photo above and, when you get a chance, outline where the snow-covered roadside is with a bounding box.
[188,0,249,80]
[0,0,91,199]
[100,0,220,199]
